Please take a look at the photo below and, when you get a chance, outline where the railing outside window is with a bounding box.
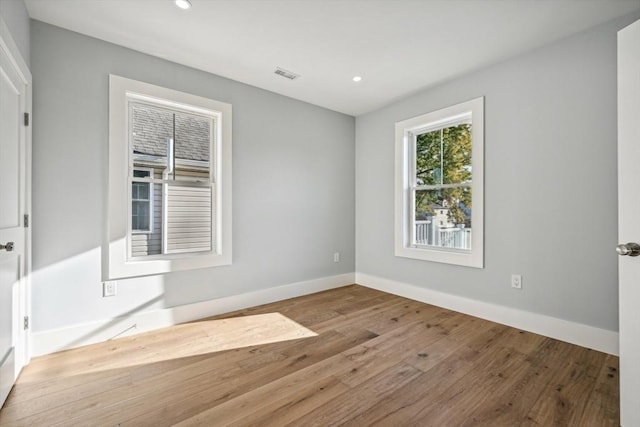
[415,220,471,250]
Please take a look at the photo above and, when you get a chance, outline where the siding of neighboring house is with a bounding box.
[166,180,212,254]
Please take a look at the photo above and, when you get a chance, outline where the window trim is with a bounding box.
[106,75,232,280]
[394,97,484,268]
[131,167,154,234]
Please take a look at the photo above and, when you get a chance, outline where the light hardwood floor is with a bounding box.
[0,285,619,426]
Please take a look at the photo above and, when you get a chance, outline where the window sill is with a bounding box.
[394,245,483,268]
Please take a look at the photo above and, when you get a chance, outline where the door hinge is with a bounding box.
[24,214,29,228]
[24,112,29,126]
[24,316,29,330]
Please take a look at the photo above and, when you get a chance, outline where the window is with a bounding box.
[106,75,232,279]
[131,169,153,232]
[395,97,484,268]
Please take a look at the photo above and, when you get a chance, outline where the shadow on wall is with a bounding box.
[53,295,166,351]
[30,246,170,351]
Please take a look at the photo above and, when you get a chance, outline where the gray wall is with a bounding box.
[356,13,640,333]
[27,10,640,336]
[0,0,29,66]
[31,21,355,332]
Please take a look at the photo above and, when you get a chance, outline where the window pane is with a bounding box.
[174,112,211,181]
[131,103,211,182]
[131,103,172,170]
[134,182,149,200]
[414,187,472,250]
[416,123,472,186]
[132,200,150,231]
[133,169,151,178]
[131,181,213,256]
[129,102,214,258]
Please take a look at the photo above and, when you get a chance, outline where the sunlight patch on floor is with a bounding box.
[20,313,317,381]
[196,312,318,351]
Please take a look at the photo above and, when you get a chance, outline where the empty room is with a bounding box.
[1,0,640,425]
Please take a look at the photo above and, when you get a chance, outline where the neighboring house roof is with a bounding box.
[131,103,210,162]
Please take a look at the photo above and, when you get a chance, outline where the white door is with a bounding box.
[617,18,640,427]
[0,22,30,408]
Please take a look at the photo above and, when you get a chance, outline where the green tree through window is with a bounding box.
[415,123,472,227]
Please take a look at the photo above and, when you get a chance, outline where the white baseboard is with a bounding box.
[356,273,619,356]
[31,273,355,357]
[32,271,619,357]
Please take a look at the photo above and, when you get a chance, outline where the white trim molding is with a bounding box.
[106,75,232,280]
[395,97,484,268]
[31,273,355,356]
[356,273,619,356]
[0,16,29,83]
[31,271,618,357]
[0,14,33,370]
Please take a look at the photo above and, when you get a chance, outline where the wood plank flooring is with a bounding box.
[0,285,619,426]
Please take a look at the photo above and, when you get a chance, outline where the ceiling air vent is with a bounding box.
[274,67,300,80]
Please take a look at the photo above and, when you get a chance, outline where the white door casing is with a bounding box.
[0,16,31,409]
[617,18,640,427]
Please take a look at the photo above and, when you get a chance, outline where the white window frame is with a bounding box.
[394,97,484,268]
[131,167,154,234]
[106,75,232,279]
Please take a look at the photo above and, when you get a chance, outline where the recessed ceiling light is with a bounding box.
[352,76,362,82]
[175,0,192,10]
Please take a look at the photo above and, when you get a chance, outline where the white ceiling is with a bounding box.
[24,0,640,116]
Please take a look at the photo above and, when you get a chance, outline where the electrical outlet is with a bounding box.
[103,281,117,297]
[333,252,340,263]
[511,274,522,290]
